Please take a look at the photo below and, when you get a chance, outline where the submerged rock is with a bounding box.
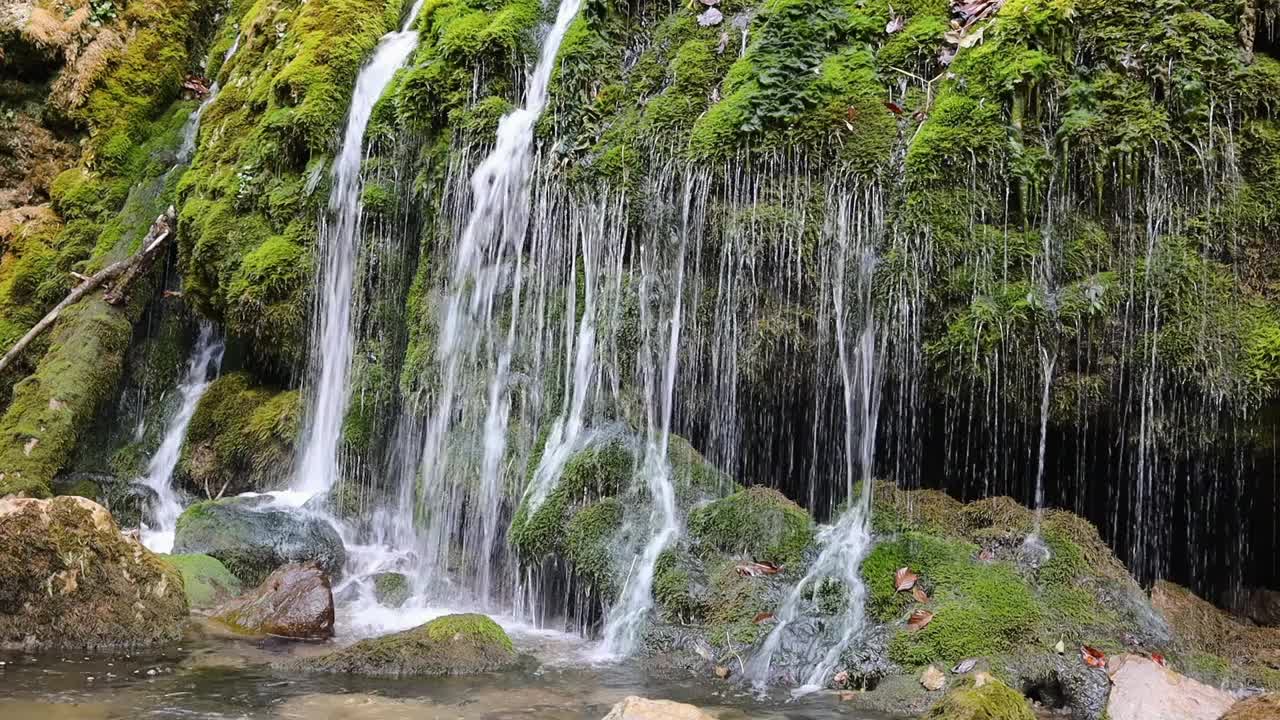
[298,613,516,677]
[211,562,334,639]
[0,496,187,649]
[1105,654,1235,720]
[171,496,345,586]
[922,675,1035,720]
[600,696,716,720]
[166,553,242,609]
[372,572,411,608]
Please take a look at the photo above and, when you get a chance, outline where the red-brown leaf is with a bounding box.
[736,561,783,577]
[912,586,929,604]
[753,611,775,624]
[1151,652,1166,667]
[1081,645,1106,668]
[895,567,919,591]
[907,609,934,631]
[884,101,905,115]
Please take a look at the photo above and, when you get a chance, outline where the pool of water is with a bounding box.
[0,618,906,720]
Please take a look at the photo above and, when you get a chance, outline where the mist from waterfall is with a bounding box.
[139,322,225,553]
[292,1,425,503]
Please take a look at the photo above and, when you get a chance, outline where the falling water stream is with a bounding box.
[139,322,225,553]
[292,1,426,503]
[178,33,241,162]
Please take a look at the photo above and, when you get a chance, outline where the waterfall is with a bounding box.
[745,189,883,693]
[139,322,225,554]
[178,33,241,162]
[292,1,425,503]
[408,0,585,601]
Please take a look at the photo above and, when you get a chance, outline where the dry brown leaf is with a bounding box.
[920,664,945,691]
[894,566,918,591]
[1081,645,1106,668]
[752,611,775,624]
[736,561,782,577]
[907,609,934,631]
[912,586,929,604]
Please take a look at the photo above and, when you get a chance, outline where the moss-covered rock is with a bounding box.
[689,486,815,566]
[297,613,517,677]
[922,675,1035,720]
[373,571,411,608]
[166,553,243,609]
[0,495,188,648]
[172,496,346,586]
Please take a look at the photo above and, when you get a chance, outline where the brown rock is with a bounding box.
[0,496,188,649]
[1222,694,1280,720]
[600,697,716,720]
[1106,654,1235,720]
[212,562,334,639]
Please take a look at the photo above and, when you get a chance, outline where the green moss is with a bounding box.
[177,373,301,496]
[373,572,412,607]
[923,675,1035,720]
[166,553,243,609]
[301,612,517,677]
[688,486,816,565]
[563,497,623,596]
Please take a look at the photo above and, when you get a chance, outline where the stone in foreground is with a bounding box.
[1105,654,1235,720]
[372,571,411,608]
[166,553,242,609]
[172,496,345,586]
[601,696,717,720]
[0,496,187,649]
[212,562,334,639]
[299,613,516,677]
[922,674,1035,720]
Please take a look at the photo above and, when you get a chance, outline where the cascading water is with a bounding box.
[178,33,241,162]
[407,0,585,601]
[292,1,425,503]
[745,189,883,693]
[139,322,225,553]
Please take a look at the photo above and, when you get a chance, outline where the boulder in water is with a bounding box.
[372,572,411,608]
[166,553,242,609]
[0,496,187,649]
[600,696,716,720]
[298,613,516,676]
[922,675,1035,720]
[1105,654,1235,720]
[172,496,345,586]
[212,561,334,639]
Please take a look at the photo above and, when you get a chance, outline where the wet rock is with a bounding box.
[1105,654,1235,720]
[166,553,242,610]
[172,496,345,586]
[211,562,334,639]
[372,572,411,608]
[1053,657,1110,720]
[922,675,1035,720]
[1222,693,1280,720]
[297,613,516,677]
[600,696,716,720]
[0,496,187,649]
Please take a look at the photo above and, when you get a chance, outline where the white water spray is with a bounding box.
[293,2,425,502]
[410,0,585,599]
[140,322,225,553]
[745,191,882,693]
[178,33,241,162]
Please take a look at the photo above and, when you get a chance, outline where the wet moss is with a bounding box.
[166,552,243,609]
[923,675,1035,720]
[298,612,517,677]
[688,485,816,565]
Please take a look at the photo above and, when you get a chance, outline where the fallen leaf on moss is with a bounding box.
[886,15,904,33]
[907,609,934,631]
[912,586,929,603]
[1081,645,1106,668]
[1151,652,1166,667]
[884,101,905,115]
[736,561,782,577]
[752,612,775,624]
[1054,638,1066,654]
[895,567,918,591]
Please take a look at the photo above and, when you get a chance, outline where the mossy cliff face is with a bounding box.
[0,495,188,648]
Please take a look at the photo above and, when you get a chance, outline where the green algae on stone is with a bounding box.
[689,485,815,565]
[167,553,243,609]
[373,571,412,608]
[297,613,517,677]
[922,675,1035,720]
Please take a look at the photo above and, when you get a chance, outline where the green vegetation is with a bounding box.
[299,612,518,676]
[923,675,1036,720]
[689,485,815,565]
[166,553,243,609]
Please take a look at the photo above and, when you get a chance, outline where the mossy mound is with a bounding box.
[689,485,816,566]
[177,373,301,497]
[172,496,346,586]
[166,553,242,609]
[373,572,411,608]
[1152,581,1280,690]
[0,496,188,648]
[922,675,1035,720]
[297,613,517,677]
[1222,694,1280,720]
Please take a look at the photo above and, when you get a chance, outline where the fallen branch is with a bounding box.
[0,207,176,377]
